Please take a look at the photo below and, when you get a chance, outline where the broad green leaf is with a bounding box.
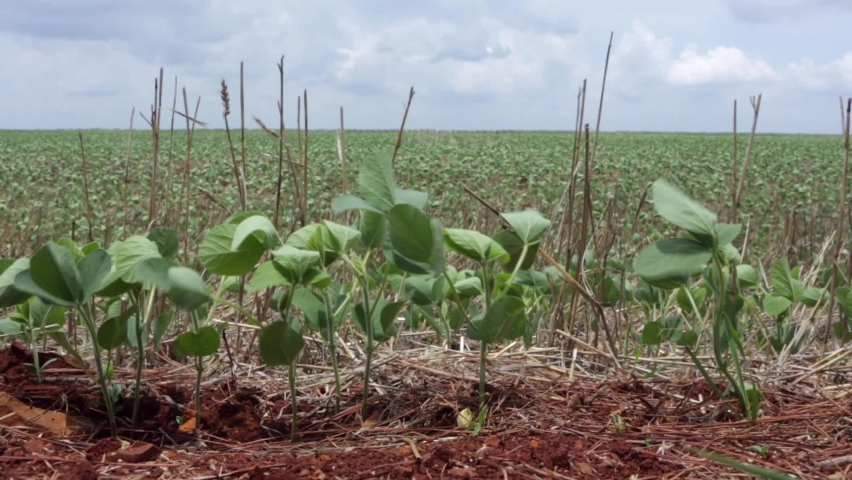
[394,188,429,209]
[403,277,437,305]
[246,261,291,292]
[259,317,305,366]
[492,230,539,272]
[770,258,805,301]
[635,238,712,289]
[173,326,220,358]
[736,264,759,287]
[153,309,174,350]
[387,204,435,265]
[28,297,66,330]
[14,243,83,307]
[225,211,267,224]
[135,257,174,291]
[467,296,525,344]
[113,236,161,284]
[232,214,279,251]
[500,210,551,244]
[357,153,396,212]
[166,267,210,311]
[651,180,717,236]
[0,318,22,335]
[443,228,509,264]
[678,330,699,349]
[291,288,336,337]
[331,195,384,214]
[836,287,852,318]
[454,276,483,298]
[199,223,265,276]
[76,249,112,300]
[0,258,31,307]
[322,221,361,253]
[57,238,85,261]
[642,320,663,345]
[97,306,136,350]
[146,228,180,258]
[714,223,742,248]
[271,246,321,285]
[800,287,825,308]
[285,223,321,249]
[353,299,405,343]
[359,210,387,250]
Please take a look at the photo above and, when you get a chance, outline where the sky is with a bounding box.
[1,0,851,133]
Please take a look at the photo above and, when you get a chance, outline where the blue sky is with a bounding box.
[1,0,851,133]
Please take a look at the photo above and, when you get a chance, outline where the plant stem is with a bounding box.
[359,272,373,420]
[289,360,299,441]
[79,304,117,436]
[131,288,157,429]
[195,355,203,432]
[478,340,488,405]
[322,291,341,412]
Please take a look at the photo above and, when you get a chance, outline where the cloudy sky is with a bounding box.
[1,0,850,133]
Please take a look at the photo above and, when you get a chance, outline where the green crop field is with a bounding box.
[2,124,851,478]
[0,129,846,260]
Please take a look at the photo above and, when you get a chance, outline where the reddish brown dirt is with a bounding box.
[1,342,848,479]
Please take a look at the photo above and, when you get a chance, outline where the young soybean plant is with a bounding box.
[635,179,762,420]
[262,219,361,413]
[9,243,121,435]
[330,152,441,419]
[443,210,551,406]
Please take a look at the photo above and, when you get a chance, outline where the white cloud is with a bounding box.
[1,0,852,133]
[666,45,777,85]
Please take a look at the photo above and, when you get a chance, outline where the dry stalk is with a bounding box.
[392,87,416,165]
[122,108,136,240]
[77,132,94,243]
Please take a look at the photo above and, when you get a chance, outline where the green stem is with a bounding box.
[289,360,299,441]
[131,288,157,429]
[30,327,42,383]
[321,291,341,412]
[79,304,117,437]
[478,341,488,405]
[359,272,373,420]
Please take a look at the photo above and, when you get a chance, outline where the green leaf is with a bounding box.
[97,306,136,350]
[173,326,220,358]
[642,320,663,345]
[57,238,85,261]
[147,228,180,258]
[285,223,321,249]
[353,299,406,344]
[291,287,327,333]
[166,267,210,311]
[246,261,291,292]
[714,223,742,248]
[0,258,31,308]
[394,188,428,209]
[259,317,305,366]
[492,230,539,272]
[358,211,387,250]
[232,214,279,251]
[199,223,266,276]
[322,221,361,253]
[651,180,717,236]
[153,309,174,350]
[836,287,852,318]
[14,243,83,307]
[113,236,162,284]
[770,258,805,301]
[800,287,825,308]
[331,195,384,214]
[0,318,22,335]
[467,296,526,344]
[28,297,66,330]
[635,238,712,289]
[454,277,483,299]
[76,249,112,300]
[736,264,759,287]
[357,153,396,212]
[271,246,321,285]
[387,204,435,265]
[443,228,509,264]
[500,210,551,244]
